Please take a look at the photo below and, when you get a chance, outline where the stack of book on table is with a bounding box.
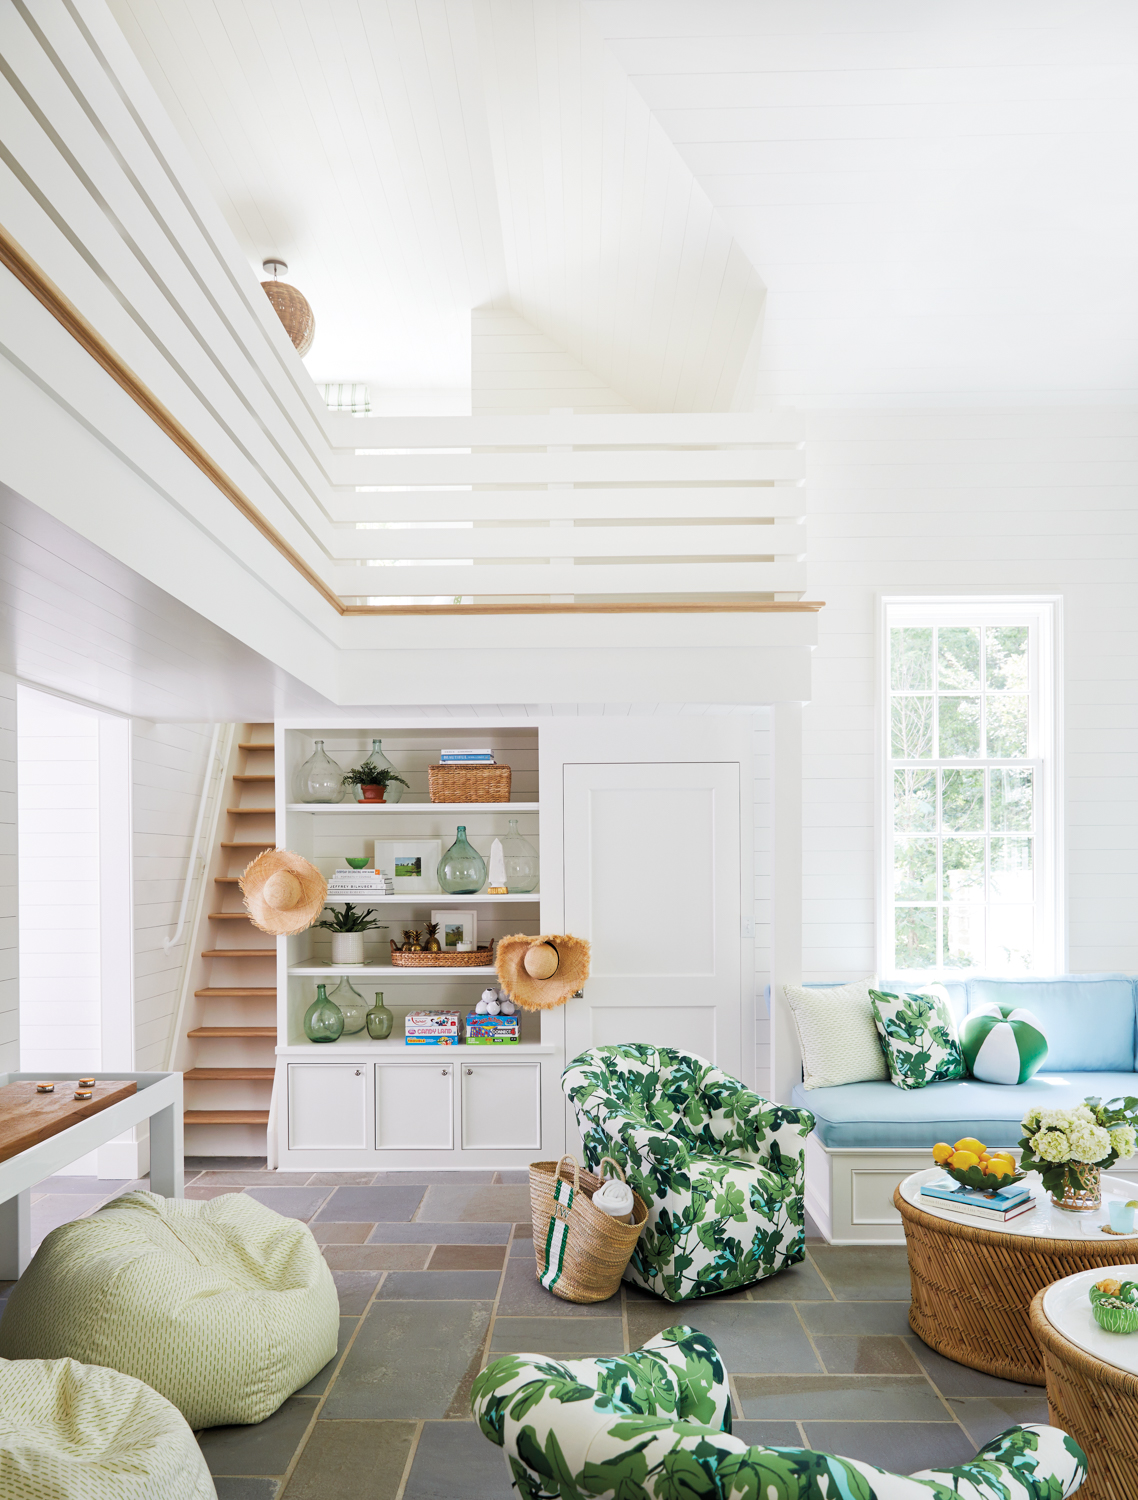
[325,867,394,901]
[920,1173,1036,1223]
[439,748,495,765]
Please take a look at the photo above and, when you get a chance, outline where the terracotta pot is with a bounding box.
[360,785,386,802]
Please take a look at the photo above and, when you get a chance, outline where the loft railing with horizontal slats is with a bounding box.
[329,412,806,609]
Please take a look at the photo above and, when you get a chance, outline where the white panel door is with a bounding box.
[461,1063,541,1150]
[375,1063,454,1150]
[288,1064,368,1150]
[563,763,741,1069]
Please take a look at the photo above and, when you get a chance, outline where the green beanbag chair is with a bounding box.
[0,1354,214,1499]
[0,1191,338,1430]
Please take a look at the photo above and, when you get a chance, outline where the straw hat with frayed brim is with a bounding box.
[495,933,590,1011]
[240,850,328,936]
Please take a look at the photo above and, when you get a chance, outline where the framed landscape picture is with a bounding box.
[433,909,477,952]
[374,838,441,894]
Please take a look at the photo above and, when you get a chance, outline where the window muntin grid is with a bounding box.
[888,623,1040,973]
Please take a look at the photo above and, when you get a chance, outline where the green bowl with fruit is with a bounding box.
[1090,1280,1138,1334]
[942,1163,1027,1193]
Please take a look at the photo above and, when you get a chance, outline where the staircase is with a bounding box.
[179,726,277,1157]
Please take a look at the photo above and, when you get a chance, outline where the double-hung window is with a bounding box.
[882,599,1058,977]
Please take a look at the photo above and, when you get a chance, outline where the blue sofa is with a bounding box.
[791,974,1138,1243]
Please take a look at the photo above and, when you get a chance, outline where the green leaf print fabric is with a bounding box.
[561,1045,814,1302]
[471,1327,1087,1500]
[869,985,966,1090]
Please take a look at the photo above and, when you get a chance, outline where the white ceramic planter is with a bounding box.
[331,932,365,966]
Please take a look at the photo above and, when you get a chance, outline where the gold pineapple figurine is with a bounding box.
[409,929,423,952]
[400,929,414,953]
[424,921,441,954]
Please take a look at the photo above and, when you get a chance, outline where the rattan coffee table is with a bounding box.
[1031,1266,1138,1500]
[895,1167,1138,1385]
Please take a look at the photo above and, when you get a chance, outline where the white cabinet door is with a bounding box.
[288,1064,368,1150]
[461,1063,541,1150]
[375,1062,454,1150]
[563,762,741,1067]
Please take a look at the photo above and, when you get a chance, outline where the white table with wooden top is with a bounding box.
[0,1071,183,1277]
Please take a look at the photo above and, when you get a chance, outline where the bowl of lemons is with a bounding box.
[932,1137,1026,1193]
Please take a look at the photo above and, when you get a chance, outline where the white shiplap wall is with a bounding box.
[802,406,1138,983]
[753,709,772,1089]
[133,722,213,1073]
[17,689,101,1073]
[0,675,16,1072]
[472,308,634,415]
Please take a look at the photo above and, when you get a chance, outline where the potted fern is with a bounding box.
[316,904,385,966]
[342,761,410,804]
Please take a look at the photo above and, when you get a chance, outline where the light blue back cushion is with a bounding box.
[967,975,1137,1072]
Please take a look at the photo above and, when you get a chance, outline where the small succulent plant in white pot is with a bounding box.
[316,904,385,966]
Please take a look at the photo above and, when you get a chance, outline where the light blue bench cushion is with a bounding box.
[965,975,1137,1072]
[795,1071,1138,1150]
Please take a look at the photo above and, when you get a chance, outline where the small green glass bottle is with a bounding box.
[366,992,394,1040]
[304,983,344,1043]
[437,825,487,895]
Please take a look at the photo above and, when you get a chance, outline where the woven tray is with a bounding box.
[389,943,494,968]
[428,764,511,803]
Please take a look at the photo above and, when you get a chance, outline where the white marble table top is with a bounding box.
[1042,1265,1138,1378]
[900,1165,1138,1242]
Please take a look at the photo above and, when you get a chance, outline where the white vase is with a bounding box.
[331,932,365,966]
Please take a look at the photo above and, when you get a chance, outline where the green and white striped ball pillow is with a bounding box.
[960,1004,1048,1085]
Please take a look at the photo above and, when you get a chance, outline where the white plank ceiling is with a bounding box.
[108,0,764,411]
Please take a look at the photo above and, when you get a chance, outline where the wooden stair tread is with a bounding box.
[188,1026,276,1038]
[185,1068,274,1081]
[215,876,241,883]
[227,807,275,815]
[184,1110,270,1125]
[221,841,275,848]
[194,987,276,998]
[239,743,274,751]
[233,774,275,782]
[210,912,252,920]
[201,949,275,958]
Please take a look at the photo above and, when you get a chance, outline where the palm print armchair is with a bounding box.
[471,1325,1087,1500]
[562,1045,814,1302]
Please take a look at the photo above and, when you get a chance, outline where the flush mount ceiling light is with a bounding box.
[260,258,315,357]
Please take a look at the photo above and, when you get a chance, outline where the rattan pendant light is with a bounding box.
[260,258,315,357]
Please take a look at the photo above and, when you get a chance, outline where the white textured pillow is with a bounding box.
[783,978,888,1090]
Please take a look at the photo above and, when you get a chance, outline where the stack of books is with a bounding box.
[439,748,496,765]
[920,1173,1036,1223]
[405,1011,460,1046]
[324,867,394,900]
[465,1012,520,1045]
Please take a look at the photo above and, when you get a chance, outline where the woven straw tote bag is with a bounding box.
[528,1154,647,1303]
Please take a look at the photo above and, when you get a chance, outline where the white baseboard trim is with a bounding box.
[96,1128,149,1180]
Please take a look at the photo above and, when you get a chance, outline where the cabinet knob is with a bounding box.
[441,1068,449,1076]
[465,1067,473,1075]
[354,1069,362,1076]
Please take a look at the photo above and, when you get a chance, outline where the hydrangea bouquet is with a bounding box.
[1020,1096,1138,1209]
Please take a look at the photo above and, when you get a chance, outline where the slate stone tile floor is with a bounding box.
[0,1159,1051,1498]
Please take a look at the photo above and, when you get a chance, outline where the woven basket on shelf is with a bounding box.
[529,1155,647,1304]
[389,943,494,969]
[428,764,511,803]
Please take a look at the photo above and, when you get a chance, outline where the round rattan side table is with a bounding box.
[895,1171,1138,1385]
[1031,1272,1138,1500]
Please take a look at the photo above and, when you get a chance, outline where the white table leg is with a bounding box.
[0,1190,31,1279]
[149,1096,184,1200]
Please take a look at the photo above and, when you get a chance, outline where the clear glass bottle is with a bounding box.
[329,975,367,1034]
[437,825,487,894]
[366,992,394,1040]
[351,738,403,803]
[294,739,344,803]
[304,983,344,1043]
[500,818,539,893]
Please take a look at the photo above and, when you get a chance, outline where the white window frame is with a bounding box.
[878,596,1062,979]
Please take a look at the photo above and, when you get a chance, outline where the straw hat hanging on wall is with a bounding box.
[240,850,327,935]
[496,934,590,1011]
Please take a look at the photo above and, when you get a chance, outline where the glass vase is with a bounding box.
[294,740,345,803]
[366,993,394,1040]
[351,739,403,803]
[304,983,344,1043]
[500,818,539,893]
[329,975,367,1034]
[1051,1161,1101,1212]
[437,826,487,895]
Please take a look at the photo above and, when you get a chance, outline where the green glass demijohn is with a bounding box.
[294,739,345,803]
[304,983,344,1043]
[366,992,394,1040]
[364,739,402,803]
[500,817,539,893]
[437,825,487,895]
[329,975,367,1034]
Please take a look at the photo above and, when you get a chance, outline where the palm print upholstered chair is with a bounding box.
[562,1045,814,1302]
[471,1325,1087,1500]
